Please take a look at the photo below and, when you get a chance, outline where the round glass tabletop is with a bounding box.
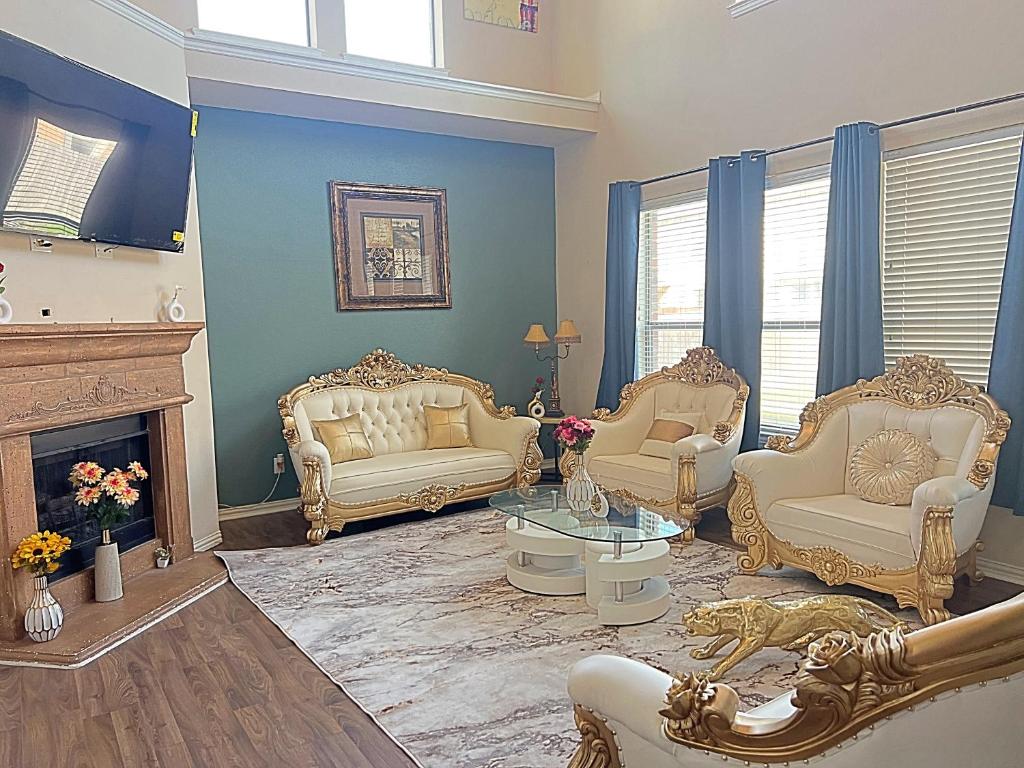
[488,484,688,544]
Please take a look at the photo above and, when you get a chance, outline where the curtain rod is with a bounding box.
[637,90,1024,187]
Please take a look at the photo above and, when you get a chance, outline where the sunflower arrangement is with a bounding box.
[69,460,149,534]
[11,531,72,576]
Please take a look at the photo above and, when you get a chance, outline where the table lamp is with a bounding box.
[523,319,581,417]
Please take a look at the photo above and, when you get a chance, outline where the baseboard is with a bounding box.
[193,530,223,552]
[978,557,1024,586]
[218,497,299,522]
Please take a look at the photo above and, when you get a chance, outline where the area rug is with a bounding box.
[217,508,912,768]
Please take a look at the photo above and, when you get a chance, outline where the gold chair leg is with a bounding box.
[916,506,957,625]
[301,457,329,547]
[675,454,699,544]
[967,540,985,586]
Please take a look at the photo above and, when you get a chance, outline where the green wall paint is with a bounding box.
[193,107,557,505]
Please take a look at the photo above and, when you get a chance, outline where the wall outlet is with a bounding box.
[29,237,53,253]
[273,453,286,475]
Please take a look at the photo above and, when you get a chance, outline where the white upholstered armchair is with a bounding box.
[560,347,748,540]
[566,592,1024,768]
[729,355,1010,625]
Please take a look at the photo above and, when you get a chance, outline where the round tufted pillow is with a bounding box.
[849,429,937,505]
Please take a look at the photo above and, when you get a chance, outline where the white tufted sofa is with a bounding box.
[278,350,542,544]
[730,355,1010,624]
[561,347,748,540]
[565,592,1024,768]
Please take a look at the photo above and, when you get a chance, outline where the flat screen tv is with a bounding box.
[0,30,194,253]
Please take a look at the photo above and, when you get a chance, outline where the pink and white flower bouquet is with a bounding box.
[69,460,149,533]
[553,415,595,455]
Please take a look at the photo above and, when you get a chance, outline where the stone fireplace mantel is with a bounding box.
[0,322,225,663]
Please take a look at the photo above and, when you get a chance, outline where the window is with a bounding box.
[882,131,1023,387]
[344,0,436,67]
[197,0,310,47]
[760,169,830,439]
[636,193,708,376]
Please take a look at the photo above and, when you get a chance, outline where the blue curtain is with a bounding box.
[816,122,885,394]
[988,138,1024,515]
[703,151,766,450]
[596,181,642,411]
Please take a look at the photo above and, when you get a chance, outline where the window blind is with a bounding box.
[636,194,708,376]
[760,170,830,440]
[882,131,1023,387]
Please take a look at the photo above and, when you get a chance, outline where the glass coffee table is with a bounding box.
[489,484,688,625]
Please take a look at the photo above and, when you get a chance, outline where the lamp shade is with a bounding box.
[554,319,582,344]
[523,323,551,345]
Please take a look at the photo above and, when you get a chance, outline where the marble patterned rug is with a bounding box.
[217,508,911,768]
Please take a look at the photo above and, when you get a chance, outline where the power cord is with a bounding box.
[217,471,282,510]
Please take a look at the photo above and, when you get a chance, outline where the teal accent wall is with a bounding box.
[193,107,556,505]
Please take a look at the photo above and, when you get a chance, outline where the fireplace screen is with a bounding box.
[31,414,155,581]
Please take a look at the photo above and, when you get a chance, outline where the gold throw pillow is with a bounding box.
[312,414,373,464]
[849,429,937,505]
[425,404,472,449]
[639,413,699,459]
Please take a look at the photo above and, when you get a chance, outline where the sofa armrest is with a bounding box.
[732,447,843,512]
[910,476,987,557]
[673,432,737,495]
[567,655,677,755]
[290,440,332,495]
[470,413,539,467]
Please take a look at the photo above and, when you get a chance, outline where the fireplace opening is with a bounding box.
[31,413,155,582]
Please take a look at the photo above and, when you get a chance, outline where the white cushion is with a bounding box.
[328,447,514,503]
[653,382,736,433]
[765,493,916,569]
[589,452,727,500]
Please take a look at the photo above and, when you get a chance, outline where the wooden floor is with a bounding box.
[3,501,1019,768]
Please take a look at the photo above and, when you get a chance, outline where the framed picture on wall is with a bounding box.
[328,181,451,311]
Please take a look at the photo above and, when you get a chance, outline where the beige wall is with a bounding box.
[0,0,220,548]
[550,0,1024,574]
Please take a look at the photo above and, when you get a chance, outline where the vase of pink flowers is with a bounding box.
[554,416,606,514]
[69,460,149,602]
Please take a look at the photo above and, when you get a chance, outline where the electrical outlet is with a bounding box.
[273,453,286,475]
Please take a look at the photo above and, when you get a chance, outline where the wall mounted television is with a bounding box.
[0,30,194,253]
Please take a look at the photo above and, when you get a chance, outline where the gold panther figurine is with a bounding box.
[683,595,908,681]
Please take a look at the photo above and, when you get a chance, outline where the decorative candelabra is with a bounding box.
[523,319,581,417]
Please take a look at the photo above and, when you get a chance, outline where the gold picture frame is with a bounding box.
[328,181,451,311]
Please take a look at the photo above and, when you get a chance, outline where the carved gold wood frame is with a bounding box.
[729,354,1009,625]
[564,347,749,541]
[650,593,1024,764]
[279,349,542,544]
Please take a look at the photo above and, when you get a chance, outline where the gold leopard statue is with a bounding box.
[683,594,907,681]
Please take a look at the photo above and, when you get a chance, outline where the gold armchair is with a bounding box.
[568,592,1024,767]
[729,355,1010,624]
[560,347,748,540]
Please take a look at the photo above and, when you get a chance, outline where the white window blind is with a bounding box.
[760,169,830,440]
[636,193,708,376]
[197,0,311,46]
[882,131,1022,387]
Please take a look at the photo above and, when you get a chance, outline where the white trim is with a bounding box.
[766,162,830,189]
[978,558,1024,587]
[728,0,782,18]
[338,51,449,78]
[0,577,226,669]
[86,0,184,46]
[184,29,601,113]
[884,123,1024,161]
[219,497,299,521]
[193,529,224,551]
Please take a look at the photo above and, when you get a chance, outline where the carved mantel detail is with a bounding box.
[8,376,161,423]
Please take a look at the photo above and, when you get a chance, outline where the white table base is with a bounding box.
[505,518,585,595]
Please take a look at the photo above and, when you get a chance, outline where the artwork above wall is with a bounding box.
[464,0,539,33]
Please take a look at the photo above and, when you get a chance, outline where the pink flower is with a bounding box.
[0,262,5,273]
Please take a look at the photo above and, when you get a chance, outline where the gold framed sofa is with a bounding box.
[560,347,748,540]
[566,592,1024,768]
[278,349,542,544]
[729,354,1010,625]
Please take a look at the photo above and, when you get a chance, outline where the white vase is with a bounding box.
[565,453,598,512]
[24,575,64,643]
[94,535,123,602]
[0,296,12,324]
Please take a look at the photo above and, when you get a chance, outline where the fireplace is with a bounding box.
[0,323,212,649]
[32,414,156,581]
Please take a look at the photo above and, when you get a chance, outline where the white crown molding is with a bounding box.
[219,496,299,522]
[184,29,600,113]
[86,0,184,46]
[729,0,782,18]
[193,529,224,551]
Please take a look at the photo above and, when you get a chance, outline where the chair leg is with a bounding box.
[916,506,957,625]
[676,454,699,544]
[966,540,985,586]
[301,457,329,547]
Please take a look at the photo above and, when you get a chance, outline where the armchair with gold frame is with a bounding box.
[560,347,748,540]
[567,592,1024,768]
[729,354,1010,625]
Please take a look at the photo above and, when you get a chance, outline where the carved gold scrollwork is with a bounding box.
[568,706,623,768]
[399,483,466,513]
[300,457,329,545]
[518,436,543,488]
[795,546,882,587]
[868,354,979,407]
